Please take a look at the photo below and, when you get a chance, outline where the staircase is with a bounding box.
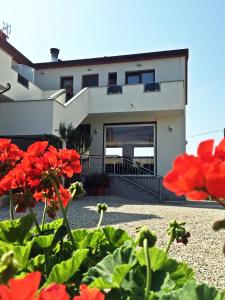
[81,156,165,202]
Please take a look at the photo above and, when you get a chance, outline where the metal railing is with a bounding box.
[81,155,162,201]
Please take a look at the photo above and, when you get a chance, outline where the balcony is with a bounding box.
[88,80,185,114]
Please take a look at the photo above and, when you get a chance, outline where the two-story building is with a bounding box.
[0,30,188,201]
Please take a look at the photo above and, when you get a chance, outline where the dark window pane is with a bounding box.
[127,74,139,84]
[106,125,154,146]
[82,75,99,88]
[61,77,73,101]
[142,72,154,84]
[108,73,117,86]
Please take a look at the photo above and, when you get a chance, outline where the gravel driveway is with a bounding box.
[0,195,224,289]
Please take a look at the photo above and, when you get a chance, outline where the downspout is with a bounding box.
[0,83,11,95]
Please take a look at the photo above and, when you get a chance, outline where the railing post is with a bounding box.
[159,177,162,202]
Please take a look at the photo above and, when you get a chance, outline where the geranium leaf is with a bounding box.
[44,249,88,286]
[0,214,33,244]
[159,281,224,300]
[0,242,33,271]
[103,226,132,247]
[83,246,137,289]
[27,254,45,272]
[32,219,64,236]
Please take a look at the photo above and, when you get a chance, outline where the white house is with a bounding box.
[0,30,188,201]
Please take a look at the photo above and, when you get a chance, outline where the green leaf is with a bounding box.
[103,226,132,247]
[0,242,33,271]
[33,234,55,250]
[159,281,224,300]
[83,246,137,289]
[136,247,194,291]
[161,259,194,289]
[72,229,88,244]
[0,214,33,244]
[32,219,64,235]
[72,229,106,249]
[44,249,88,286]
[136,247,167,271]
[27,254,45,272]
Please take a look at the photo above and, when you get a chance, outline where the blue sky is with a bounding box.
[1,0,225,154]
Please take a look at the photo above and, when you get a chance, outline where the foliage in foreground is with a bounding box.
[0,214,223,300]
[0,138,225,299]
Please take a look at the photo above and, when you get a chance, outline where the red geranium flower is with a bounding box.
[0,139,23,180]
[0,272,69,300]
[74,284,105,300]
[163,138,225,206]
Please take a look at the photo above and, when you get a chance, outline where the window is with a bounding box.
[106,147,123,156]
[104,124,155,174]
[133,147,154,157]
[18,74,29,88]
[61,77,73,101]
[82,74,99,88]
[108,73,117,86]
[125,70,155,85]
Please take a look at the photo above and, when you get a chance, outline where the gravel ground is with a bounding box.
[0,195,225,289]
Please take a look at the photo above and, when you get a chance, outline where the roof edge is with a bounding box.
[34,48,189,69]
[0,34,33,67]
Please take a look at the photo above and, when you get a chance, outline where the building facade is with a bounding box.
[0,30,188,200]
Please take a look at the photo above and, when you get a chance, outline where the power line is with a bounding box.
[187,129,224,138]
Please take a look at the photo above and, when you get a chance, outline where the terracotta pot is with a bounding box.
[88,186,106,196]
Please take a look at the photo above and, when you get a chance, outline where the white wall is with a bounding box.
[0,100,53,135]
[52,88,89,134]
[88,81,185,114]
[34,56,186,96]
[0,49,64,101]
[0,48,44,101]
[82,112,185,176]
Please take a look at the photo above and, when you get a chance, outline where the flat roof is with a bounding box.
[0,32,188,69]
[34,49,189,69]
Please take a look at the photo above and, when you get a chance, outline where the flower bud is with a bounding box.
[97,203,108,214]
[136,227,157,248]
[0,251,19,284]
[69,181,85,199]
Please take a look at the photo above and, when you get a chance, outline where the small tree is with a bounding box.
[59,122,92,155]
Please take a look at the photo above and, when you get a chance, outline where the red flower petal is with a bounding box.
[38,283,69,300]
[8,272,41,300]
[186,190,209,200]
[74,284,105,300]
[206,174,225,199]
[197,139,214,160]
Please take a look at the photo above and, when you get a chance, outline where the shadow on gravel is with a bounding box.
[68,205,161,229]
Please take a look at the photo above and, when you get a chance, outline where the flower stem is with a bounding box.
[143,238,152,299]
[165,234,174,255]
[41,199,47,231]
[51,180,76,250]
[97,210,104,229]
[9,190,14,220]
[28,206,41,234]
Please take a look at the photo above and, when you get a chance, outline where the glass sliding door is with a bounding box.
[104,123,155,174]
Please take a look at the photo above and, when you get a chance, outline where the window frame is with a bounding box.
[125,69,155,85]
[103,123,156,174]
[82,74,99,88]
[108,72,117,86]
[60,76,74,101]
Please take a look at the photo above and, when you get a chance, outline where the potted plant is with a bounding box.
[84,173,110,196]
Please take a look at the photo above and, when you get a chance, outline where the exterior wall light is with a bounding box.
[94,129,98,134]
[168,125,173,132]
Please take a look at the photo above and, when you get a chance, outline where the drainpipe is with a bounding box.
[0,83,11,95]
